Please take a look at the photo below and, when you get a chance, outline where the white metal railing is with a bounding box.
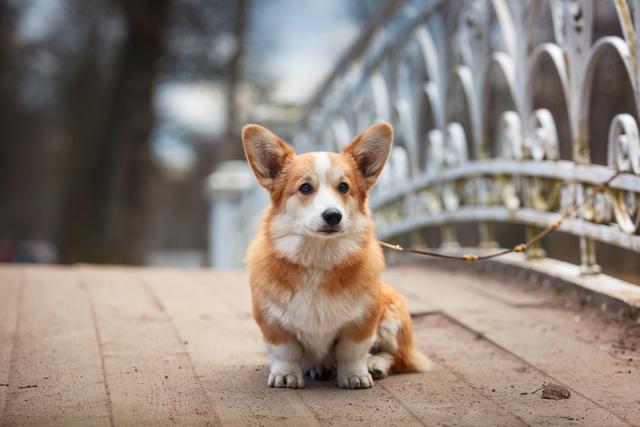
[289,0,640,279]
[212,0,640,297]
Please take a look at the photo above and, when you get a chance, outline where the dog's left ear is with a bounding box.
[342,123,393,190]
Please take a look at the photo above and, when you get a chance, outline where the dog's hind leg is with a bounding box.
[367,352,393,379]
[377,283,433,374]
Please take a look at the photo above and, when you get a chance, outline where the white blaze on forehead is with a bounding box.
[313,152,332,181]
[313,152,344,184]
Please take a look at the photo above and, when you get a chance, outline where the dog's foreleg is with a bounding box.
[335,334,375,389]
[267,338,305,388]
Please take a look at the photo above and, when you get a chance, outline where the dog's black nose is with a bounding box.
[322,209,342,225]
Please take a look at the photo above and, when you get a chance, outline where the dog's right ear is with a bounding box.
[242,124,295,190]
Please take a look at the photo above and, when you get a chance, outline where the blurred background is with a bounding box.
[0,0,384,267]
[1,0,638,284]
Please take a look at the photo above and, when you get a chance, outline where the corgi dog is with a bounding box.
[242,123,431,389]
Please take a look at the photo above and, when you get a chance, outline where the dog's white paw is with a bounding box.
[268,365,305,389]
[337,371,373,389]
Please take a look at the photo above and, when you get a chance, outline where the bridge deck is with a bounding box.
[0,264,638,426]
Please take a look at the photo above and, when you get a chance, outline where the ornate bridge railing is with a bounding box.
[289,0,640,300]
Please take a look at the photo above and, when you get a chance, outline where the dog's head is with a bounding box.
[242,123,393,245]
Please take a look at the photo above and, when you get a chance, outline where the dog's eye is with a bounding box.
[337,182,349,193]
[299,183,313,194]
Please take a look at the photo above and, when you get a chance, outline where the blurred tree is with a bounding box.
[56,0,121,263]
[0,0,57,251]
[0,0,263,265]
[149,0,257,261]
[222,0,250,162]
[60,0,169,264]
[0,1,17,220]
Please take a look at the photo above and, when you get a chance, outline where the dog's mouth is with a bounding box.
[314,227,343,236]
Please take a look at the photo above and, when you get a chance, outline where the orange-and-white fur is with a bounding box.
[242,123,431,389]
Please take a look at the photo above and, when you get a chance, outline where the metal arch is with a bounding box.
[525,43,571,159]
[413,24,448,134]
[480,52,520,156]
[393,98,420,176]
[481,53,519,115]
[577,36,637,161]
[390,24,450,176]
[526,43,571,117]
[413,25,442,92]
[449,65,482,159]
[423,81,443,129]
[491,0,519,60]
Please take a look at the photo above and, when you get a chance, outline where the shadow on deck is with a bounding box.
[0,264,638,425]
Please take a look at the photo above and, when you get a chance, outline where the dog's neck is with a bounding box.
[271,231,368,270]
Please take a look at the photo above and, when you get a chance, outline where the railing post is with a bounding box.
[440,225,460,249]
[524,226,546,260]
[576,183,601,274]
[206,161,255,269]
[478,222,498,249]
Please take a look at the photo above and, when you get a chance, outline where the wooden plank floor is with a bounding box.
[0,263,638,426]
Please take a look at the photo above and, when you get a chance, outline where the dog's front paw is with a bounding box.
[337,371,373,389]
[268,364,305,389]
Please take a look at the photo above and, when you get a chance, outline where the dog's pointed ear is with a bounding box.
[342,123,393,189]
[242,124,295,190]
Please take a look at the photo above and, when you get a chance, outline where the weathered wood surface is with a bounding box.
[0,263,638,426]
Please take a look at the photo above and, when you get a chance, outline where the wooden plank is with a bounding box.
[141,269,264,366]
[0,266,23,420]
[383,263,556,311]
[142,268,318,425]
[299,365,527,427]
[1,267,110,426]
[82,267,218,425]
[389,264,639,424]
[202,366,320,426]
[380,372,526,426]
[297,377,425,426]
[381,268,439,313]
[189,270,267,365]
[413,314,623,425]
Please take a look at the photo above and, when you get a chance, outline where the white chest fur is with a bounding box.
[264,268,372,361]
